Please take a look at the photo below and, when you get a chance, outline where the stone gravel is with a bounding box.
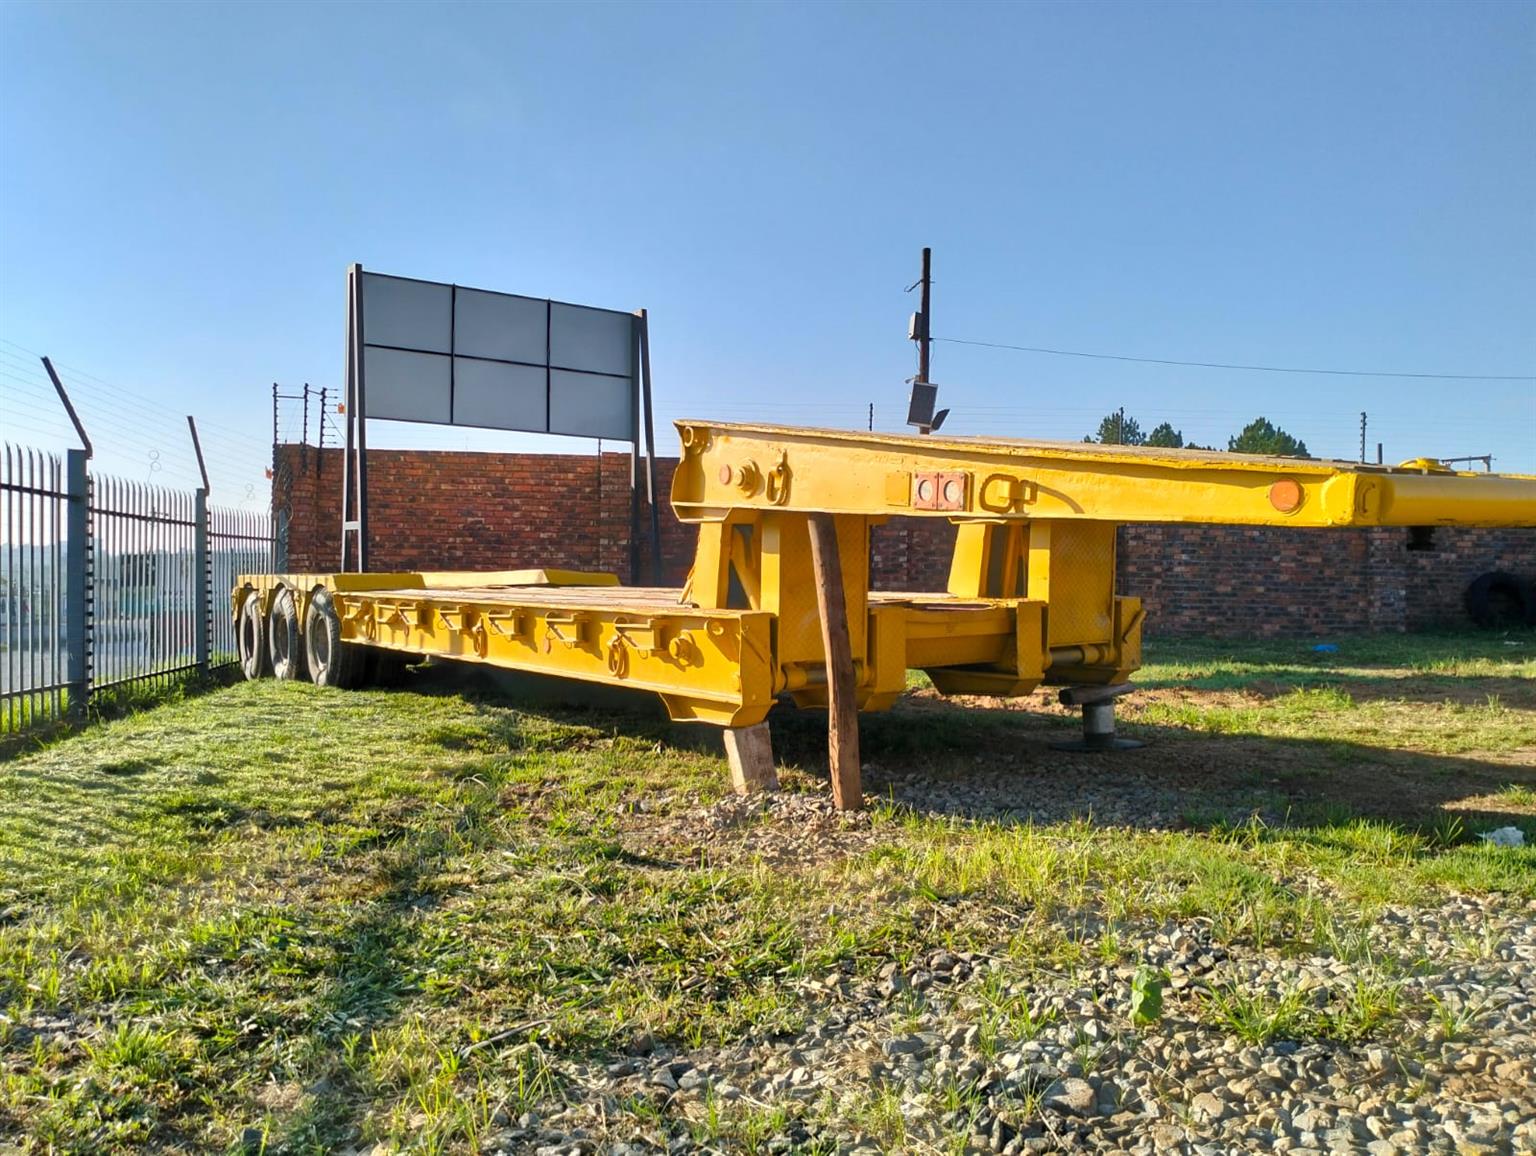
[464,794,1536,1156]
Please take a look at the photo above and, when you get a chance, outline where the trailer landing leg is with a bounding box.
[724,723,779,795]
[1051,684,1144,752]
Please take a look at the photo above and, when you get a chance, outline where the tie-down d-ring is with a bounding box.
[606,635,630,678]
[765,451,791,506]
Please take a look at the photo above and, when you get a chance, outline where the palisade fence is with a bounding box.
[1,442,273,734]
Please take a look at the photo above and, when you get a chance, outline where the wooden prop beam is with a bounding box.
[807,513,862,810]
[723,722,778,794]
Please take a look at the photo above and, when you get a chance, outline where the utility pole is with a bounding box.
[868,402,873,431]
[916,246,932,386]
[1359,412,1367,463]
[905,247,948,434]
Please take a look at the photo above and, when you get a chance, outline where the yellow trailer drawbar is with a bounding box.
[235,422,1536,807]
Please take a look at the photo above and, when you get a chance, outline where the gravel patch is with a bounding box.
[472,797,1536,1155]
[632,790,880,866]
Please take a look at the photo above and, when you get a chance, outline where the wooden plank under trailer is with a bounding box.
[236,422,1536,809]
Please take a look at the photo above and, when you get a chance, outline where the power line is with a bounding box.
[934,336,1535,382]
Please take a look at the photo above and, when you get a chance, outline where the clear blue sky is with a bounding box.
[2,0,1532,500]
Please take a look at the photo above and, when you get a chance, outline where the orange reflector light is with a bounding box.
[1268,478,1303,513]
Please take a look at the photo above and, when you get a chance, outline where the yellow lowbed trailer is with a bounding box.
[236,422,1536,806]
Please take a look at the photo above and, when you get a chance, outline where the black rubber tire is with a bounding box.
[304,588,363,688]
[268,588,309,681]
[237,591,270,681]
[1464,571,1536,630]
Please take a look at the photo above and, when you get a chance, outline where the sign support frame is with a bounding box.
[339,263,656,584]
[639,309,662,583]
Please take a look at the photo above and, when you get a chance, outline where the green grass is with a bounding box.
[1135,631,1536,688]
[1200,970,1406,1045]
[1497,783,1536,808]
[1,631,1533,1152]
[1130,633,1536,755]
[0,662,240,751]
[1200,980,1314,1044]
[1134,687,1535,755]
[0,684,893,1152]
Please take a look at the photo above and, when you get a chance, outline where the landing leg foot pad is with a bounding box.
[1051,688,1143,754]
[1050,736,1146,753]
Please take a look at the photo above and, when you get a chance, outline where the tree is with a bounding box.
[1228,417,1309,458]
[1084,410,1146,446]
[1145,422,1185,449]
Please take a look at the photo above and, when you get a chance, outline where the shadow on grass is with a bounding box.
[0,666,243,763]
[270,721,539,1151]
[405,657,1536,840]
[272,863,438,1148]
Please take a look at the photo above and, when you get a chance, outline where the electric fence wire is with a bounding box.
[0,339,259,441]
[0,349,263,472]
[0,361,212,488]
[0,370,208,484]
[0,341,269,496]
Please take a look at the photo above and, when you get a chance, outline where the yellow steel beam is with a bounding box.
[673,422,1536,528]
[234,574,777,727]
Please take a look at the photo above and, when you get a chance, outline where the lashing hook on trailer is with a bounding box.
[765,451,791,506]
[543,614,591,652]
[607,621,701,678]
[606,635,630,679]
[484,612,528,642]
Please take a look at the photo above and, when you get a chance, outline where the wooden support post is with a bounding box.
[807,513,862,810]
[723,722,778,794]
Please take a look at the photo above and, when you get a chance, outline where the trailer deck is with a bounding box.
[233,569,1051,728]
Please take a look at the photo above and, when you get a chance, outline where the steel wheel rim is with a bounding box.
[307,611,329,671]
[240,605,258,664]
[272,606,290,667]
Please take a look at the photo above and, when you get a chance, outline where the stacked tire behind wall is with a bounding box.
[1465,571,1536,630]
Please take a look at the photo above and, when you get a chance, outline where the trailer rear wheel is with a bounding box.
[237,591,270,681]
[305,589,363,688]
[268,588,309,681]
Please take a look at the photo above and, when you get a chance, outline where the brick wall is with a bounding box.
[1116,524,1536,636]
[1400,528,1536,630]
[273,446,694,585]
[1116,525,1387,637]
[871,517,957,592]
[273,446,1536,637]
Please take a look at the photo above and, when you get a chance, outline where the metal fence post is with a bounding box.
[65,448,90,718]
[195,489,210,672]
